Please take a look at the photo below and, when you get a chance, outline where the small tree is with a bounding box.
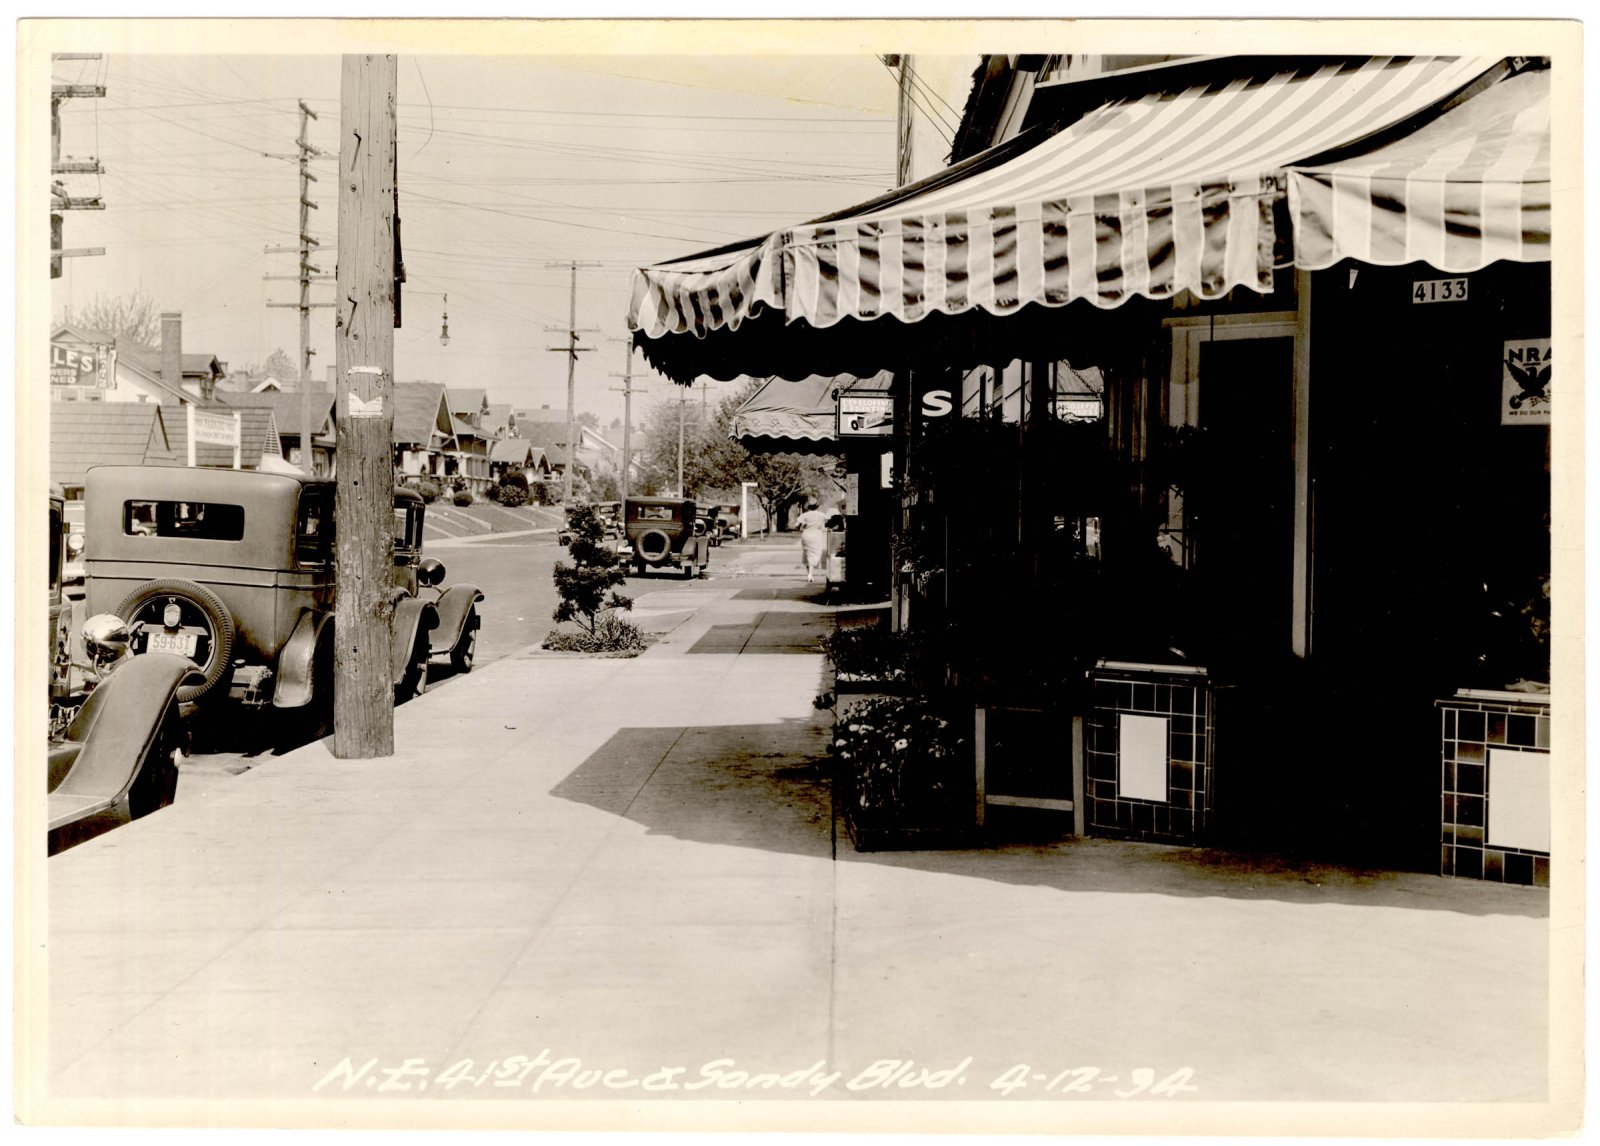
[552,504,633,637]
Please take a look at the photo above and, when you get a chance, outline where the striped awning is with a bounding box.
[1288,68,1550,272]
[629,55,1497,345]
[730,372,894,448]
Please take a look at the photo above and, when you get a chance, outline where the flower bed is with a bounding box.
[832,695,974,851]
[821,623,924,691]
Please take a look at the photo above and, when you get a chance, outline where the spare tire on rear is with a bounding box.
[115,577,236,704]
[634,528,672,564]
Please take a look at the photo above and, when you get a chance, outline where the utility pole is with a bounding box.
[677,392,690,497]
[608,338,647,504]
[51,55,106,279]
[885,53,915,188]
[332,53,399,760]
[543,261,600,504]
[264,100,333,473]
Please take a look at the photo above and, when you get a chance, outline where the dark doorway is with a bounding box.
[1194,336,1296,669]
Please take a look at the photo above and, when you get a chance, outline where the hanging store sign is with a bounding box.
[837,392,893,437]
[50,340,114,388]
[1501,338,1551,425]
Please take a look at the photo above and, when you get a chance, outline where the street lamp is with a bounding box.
[439,293,449,347]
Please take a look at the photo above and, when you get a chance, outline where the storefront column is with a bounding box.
[1292,268,1314,658]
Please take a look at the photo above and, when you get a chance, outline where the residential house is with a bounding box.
[49,404,180,499]
[50,312,221,407]
[392,382,458,482]
[484,403,517,438]
[215,390,336,476]
[488,437,551,483]
[514,418,577,482]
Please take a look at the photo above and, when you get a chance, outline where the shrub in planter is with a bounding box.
[452,490,474,506]
[821,623,924,686]
[483,482,503,504]
[832,695,972,849]
[543,608,650,656]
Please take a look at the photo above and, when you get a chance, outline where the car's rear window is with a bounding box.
[124,499,245,541]
[637,505,674,522]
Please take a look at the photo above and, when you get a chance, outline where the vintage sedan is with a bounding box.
[49,486,186,853]
[81,466,483,739]
[624,496,711,579]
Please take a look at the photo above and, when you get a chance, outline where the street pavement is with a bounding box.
[34,538,1556,1127]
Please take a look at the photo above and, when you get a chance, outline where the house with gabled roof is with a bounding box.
[488,437,551,483]
[215,390,336,476]
[50,404,181,498]
[392,382,458,480]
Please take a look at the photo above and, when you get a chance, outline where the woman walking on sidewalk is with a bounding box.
[795,497,829,583]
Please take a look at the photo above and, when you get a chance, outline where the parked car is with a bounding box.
[80,466,483,745]
[62,497,85,591]
[624,496,711,578]
[557,501,623,547]
[713,504,742,543]
[49,486,186,853]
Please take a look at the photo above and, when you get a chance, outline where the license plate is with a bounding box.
[147,631,198,657]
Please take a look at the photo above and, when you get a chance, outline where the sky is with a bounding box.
[48,49,973,431]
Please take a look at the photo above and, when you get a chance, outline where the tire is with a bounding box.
[683,562,697,580]
[635,529,672,564]
[395,631,429,703]
[115,578,235,705]
[449,607,479,673]
[634,560,647,578]
[127,702,182,819]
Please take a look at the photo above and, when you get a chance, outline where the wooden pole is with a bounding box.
[332,52,398,760]
[563,263,578,504]
[298,98,320,474]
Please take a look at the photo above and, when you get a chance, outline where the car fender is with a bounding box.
[429,584,484,655]
[273,609,334,709]
[390,597,439,685]
[48,652,191,833]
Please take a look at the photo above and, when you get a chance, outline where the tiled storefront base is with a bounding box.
[1086,663,1213,845]
[1438,691,1551,887]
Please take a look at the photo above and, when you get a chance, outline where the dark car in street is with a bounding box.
[624,496,711,578]
[81,466,483,743]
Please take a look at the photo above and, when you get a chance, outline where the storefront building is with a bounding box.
[628,54,1558,880]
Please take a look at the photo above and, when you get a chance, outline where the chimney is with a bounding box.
[161,312,182,397]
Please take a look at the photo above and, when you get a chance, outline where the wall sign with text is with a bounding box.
[837,393,893,437]
[1501,338,1551,425]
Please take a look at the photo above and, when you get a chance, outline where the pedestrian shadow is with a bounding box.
[550,721,1547,920]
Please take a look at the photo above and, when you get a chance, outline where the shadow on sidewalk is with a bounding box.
[687,609,831,655]
[550,723,1547,920]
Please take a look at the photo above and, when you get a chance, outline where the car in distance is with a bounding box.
[81,466,483,744]
[624,496,711,579]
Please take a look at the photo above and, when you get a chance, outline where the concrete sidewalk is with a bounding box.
[39,541,1550,1118]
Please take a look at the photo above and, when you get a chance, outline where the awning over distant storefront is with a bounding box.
[730,372,894,452]
[630,55,1501,381]
[1288,68,1550,272]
